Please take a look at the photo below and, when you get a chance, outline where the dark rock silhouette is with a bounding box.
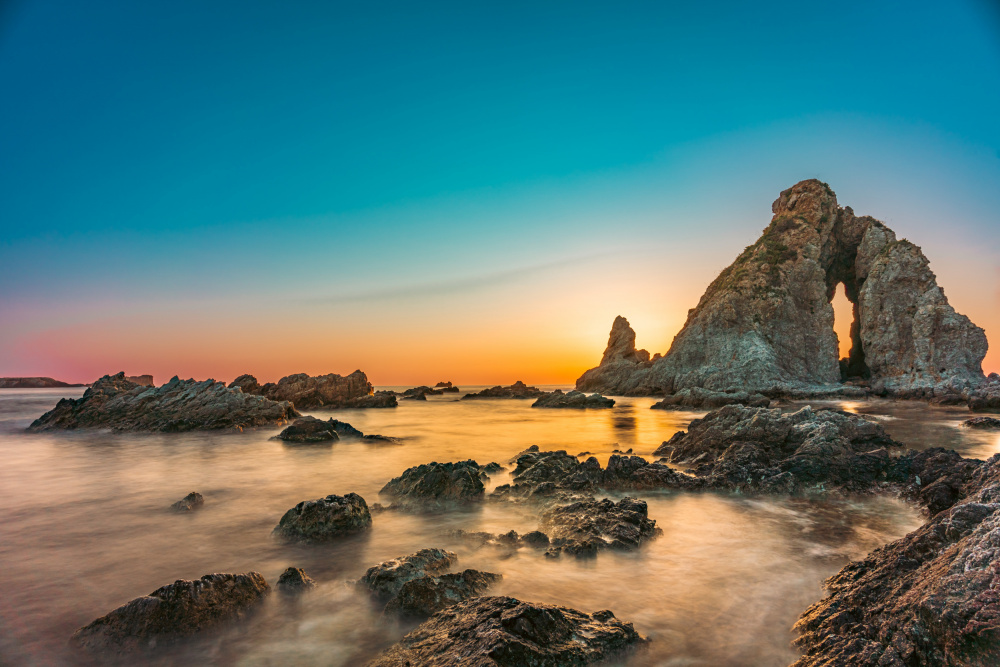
[229,370,397,409]
[276,567,315,592]
[28,373,298,432]
[963,416,1000,429]
[0,377,87,388]
[272,493,372,542]
[70,572,269,654]
[273,416,340,443]
[461,381,546,400]
[384,569,503,616]
[531,390,614,409]
[650,387,769,410]
[171,492,204,512]
[578,180,988,399]
[380,460,485,509]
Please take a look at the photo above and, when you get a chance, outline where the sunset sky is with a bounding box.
[2,0,999,385]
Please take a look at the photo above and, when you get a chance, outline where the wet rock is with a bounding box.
[380,460,485,509]
[384,569,503,616]
[576,180,988,399]
[366,596,646,666]
[171,492,204,512]
[520,530,550,547]
[461,381,547,400]
[276,567,315,592]
[650,387,770,410]
[482,462,505,474]
[402,392,427,401]
[329,419,364,438]
[230,371,398,409]
[273,416,340,443]
[228,374,260,395]
[531,390,615,409]
[542,497,660,555]
[273,493,372,542]
[352,390,399,408]
[359,548,458,597]
[28,373,299,433]
[963,416,1000,429]
[793,455,1000,667]
[968,379,1000,412]
[70,572,269,654]
[402,386,443,398]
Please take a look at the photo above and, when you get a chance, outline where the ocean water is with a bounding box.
[0,387,995,666]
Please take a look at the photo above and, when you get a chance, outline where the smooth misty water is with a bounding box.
[1,388,996,666]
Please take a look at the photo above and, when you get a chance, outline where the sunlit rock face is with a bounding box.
[577,180,988,397]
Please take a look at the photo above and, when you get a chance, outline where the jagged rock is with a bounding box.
[792,455,1000,667]
[229,371,397,409]
[366,596,646,666]
[963,416,1000,429]
[650,387,770,410]
[359,549,458,597]
[380,461,485,508]
[542,497,660,555]
[434,381,453,388]
[273,416,340,443]
[276,567,315,592]
[521,530,550,547]
[70,572,269,654]
[482,462,505,474]
[384,569,503,616]
[576,180,988,398]
[28,373,298,432]
[531,390,614,409]
[272,493,372,542]
[461,381,546,400]
[171,492,204,511]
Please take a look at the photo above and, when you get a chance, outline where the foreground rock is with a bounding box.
[792,454,1000,667]
[359,548,458,597]
[651,387,769,410]
[963,416,1000,429]
[71,572,269,654]
[366,596,646,666]
[531,390,614,409]
[541,497,660,557]
[384,570,503,616]
[273,493,372,542]
[171,492,204,512]
[28,373,298,432]
[461,381,546,400]
[577,180,989,399]
[276,567,315,592]
[380,461,485,509]
[273,416,340,443]
[229,370,397,409]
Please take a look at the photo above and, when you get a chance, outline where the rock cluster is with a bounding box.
[379,460,485,509]
[71,572,269,654]
[272,493,372,542]
[461,381,546,400]
[273,416,398,443]
[28,373,298,432]
[531,390,614,409]
[360,548,458,597]
[650,387,769,410]
[435,381,460,393]
[963,416,1000,430]
[577,180,989,400]
[171,492,204,512]
[541,497,660,558]
[229,370,398,409]
[366,596,646,666]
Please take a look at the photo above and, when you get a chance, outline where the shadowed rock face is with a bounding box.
[461,381,546,400]
[379,461,485,509]
[70,572,269,654]
[366,596,646,666]
[384,570,503,616]
[276,567,315,592]
[272,493,372,542]
[577,180,988,398]
[531,390,614,409]
[541,497,660,556]
[359,549,458,597]
[28,373,299,432]
[229,370,398,409]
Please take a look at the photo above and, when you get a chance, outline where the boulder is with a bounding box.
[70,572,269,654]
[461,381,547,400]
[384,569,503,616]
[229,370,398,409]
[228,374,260,395]
[276,567,315,592]
[531,390,614,409]
[541,497,660,555]
[272,493,372,542]
[576,180,988,399]
[963,416,1000,429]
[650,387,770,410]
[402,386,443,398]
[434,381,453,388]
[28,373,299,432]
[273,416,340,443]
[170,492,204,512]
[403,392,427,401]
[359,548,458,597]
[380,461,485,508]
[366,596,646,666]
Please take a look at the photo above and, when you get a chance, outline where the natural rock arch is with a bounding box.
[577,180,988,398]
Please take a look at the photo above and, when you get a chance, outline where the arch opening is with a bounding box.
[831,282,870,381]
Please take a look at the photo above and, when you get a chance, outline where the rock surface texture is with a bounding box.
[531,390,614,409]
[171,492,204,512]
[359,548,459,597]
[229,370,397,409]
[28,373,298,432]
[384,570,503,616]
[577,180,989,399]
[276,567,315,592]
[273,493,372,542]
[273,416,341,443]
[380,460,485,509]
[366,596,646,666]
[461,381,547,400]
[71,572,269,654]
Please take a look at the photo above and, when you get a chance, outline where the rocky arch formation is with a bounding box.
[577,180,989,399]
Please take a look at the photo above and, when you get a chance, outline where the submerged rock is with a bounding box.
[229,370,397,409]
[273,416,340,443]
[28,372,298,433]
[170,492,204,512]
[276,567,315,592]
[576,180,989,399]
[542,496,660,555]
[650,387,770,410]
[359,548,458,597]
[70,572,269,654]
[273,493,372,542]
[366,596,646,666]
[402,386,443,398]
[384,569,503,616]
[461,381,547,400]
[962,416,1000,429]
[531,390,614,409]
[793,455,1000,667]
[379,460,485,509]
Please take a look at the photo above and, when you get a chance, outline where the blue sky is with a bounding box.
[1,0,999,382]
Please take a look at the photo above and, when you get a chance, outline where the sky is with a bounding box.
[1,0,999,385]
